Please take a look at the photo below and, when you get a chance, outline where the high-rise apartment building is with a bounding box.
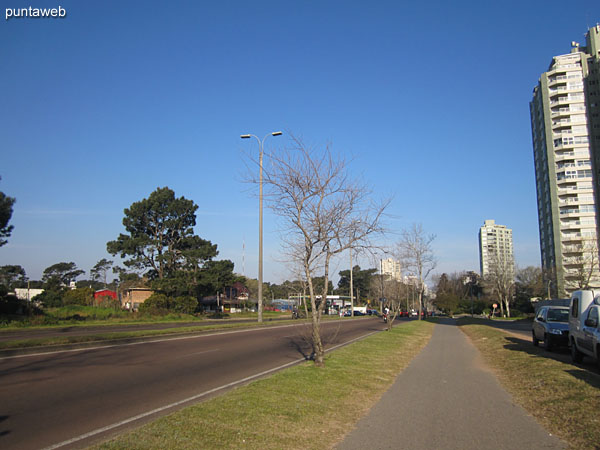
[530,25,600,297]
[380,257,401,281]
[479,219,514,277]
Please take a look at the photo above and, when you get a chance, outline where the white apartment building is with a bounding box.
[530,26,600,296]
[479,219,514,278]
[380,258,401,281]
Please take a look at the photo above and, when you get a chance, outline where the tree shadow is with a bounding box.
[501,335,600,380]
[286,336,313,360]
[0,415,10,438]
[564,369,600,389]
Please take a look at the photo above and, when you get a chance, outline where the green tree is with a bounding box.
[107,187,217,280]
[63,288,94,306]
[0,178,15,247]
[0,265,27,289]
[337,265,377,301]
[42,262,85,287]
[90,258,114,287]
[33,289,64,308]
[138,293,170,315]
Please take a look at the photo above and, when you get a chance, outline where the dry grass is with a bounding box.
[459,319,600,450]
[96,320,435,449]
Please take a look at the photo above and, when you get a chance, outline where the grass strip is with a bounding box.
[0,316,362,351]
[96,320,435,450]
[0,320,299,350]
[459,319,600,450]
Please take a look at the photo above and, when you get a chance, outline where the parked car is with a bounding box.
[367,309,378,316]
[568,290,600,366]
[532,305,570,350]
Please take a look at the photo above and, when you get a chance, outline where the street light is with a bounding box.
[240,131,283,323]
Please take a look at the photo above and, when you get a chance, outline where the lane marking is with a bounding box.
[176,349,220,358]
[42,329,380,450]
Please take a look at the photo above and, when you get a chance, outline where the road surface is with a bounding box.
[0,317,387,449]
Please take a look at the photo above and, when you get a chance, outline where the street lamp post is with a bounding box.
[240,131,282,323]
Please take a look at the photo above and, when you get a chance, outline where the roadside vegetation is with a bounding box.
[0,304,290,329]
[459,318,600,449]
[0,318,296,350]
[96,320,435,450]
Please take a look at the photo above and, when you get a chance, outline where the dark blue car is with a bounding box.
[532,306,570,350]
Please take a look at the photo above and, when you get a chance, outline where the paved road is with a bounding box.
[337,318,566,450]
[0,318,285,343]
[0,317,387,450]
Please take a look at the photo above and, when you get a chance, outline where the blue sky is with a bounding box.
[1,0,598,284]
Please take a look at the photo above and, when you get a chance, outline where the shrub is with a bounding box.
[63,288,95,306]
[33,289,64,308]
[138,293,170,315]
[170,296,198,314]
[95,295,121,310]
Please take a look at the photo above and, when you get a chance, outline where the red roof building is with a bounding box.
[94,289,117,300]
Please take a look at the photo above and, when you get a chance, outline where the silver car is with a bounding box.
[532,306,570,350]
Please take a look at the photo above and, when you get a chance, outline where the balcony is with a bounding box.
[558,198,580,206]
[562,243,583,252]
[554,152,575,161]
[560,220,581,230]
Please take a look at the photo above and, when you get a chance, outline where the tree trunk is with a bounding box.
[504,296,511,318]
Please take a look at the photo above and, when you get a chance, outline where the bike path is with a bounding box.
[337,318,566,450]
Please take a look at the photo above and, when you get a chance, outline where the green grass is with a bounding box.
[0,319,294,350]
[0,314,362,351]
[0,308,291,332]
[0,306,291,329]
[458,319,600,450]
[96,320,435,450]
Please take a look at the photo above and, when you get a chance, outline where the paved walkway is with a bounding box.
[337,319,566,450]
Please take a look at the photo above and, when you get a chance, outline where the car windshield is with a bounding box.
[547,309,569,322]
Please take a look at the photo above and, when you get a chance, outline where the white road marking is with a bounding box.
[41,329,380,449]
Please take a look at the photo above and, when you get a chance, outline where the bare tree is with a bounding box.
[377,276,407,331]
[258,136,388,366]
[397,223,436,320]
[563,238,600,293]
[482,252,514,317]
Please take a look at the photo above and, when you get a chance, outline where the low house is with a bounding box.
[94,289,117,300]
[121,287,153,310]
[200,282,252,313]
[14,288,44,301]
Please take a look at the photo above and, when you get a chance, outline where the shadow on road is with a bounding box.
[0,415,10,438]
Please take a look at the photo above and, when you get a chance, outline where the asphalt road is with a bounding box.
[0,316,389,450]
[0,318,280,343]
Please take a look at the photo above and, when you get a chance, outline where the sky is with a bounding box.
[1,0,598,285]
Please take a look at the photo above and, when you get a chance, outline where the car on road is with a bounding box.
[532,305,570,350]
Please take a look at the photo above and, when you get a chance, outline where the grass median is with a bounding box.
[0,315,354,351]
[0,320,293,351]
[458,318,600,450]
[96,319,435,450]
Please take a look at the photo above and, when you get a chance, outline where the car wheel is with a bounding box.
[571,341,584,363]
[543,334,553,351]
[532,331,539,347]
